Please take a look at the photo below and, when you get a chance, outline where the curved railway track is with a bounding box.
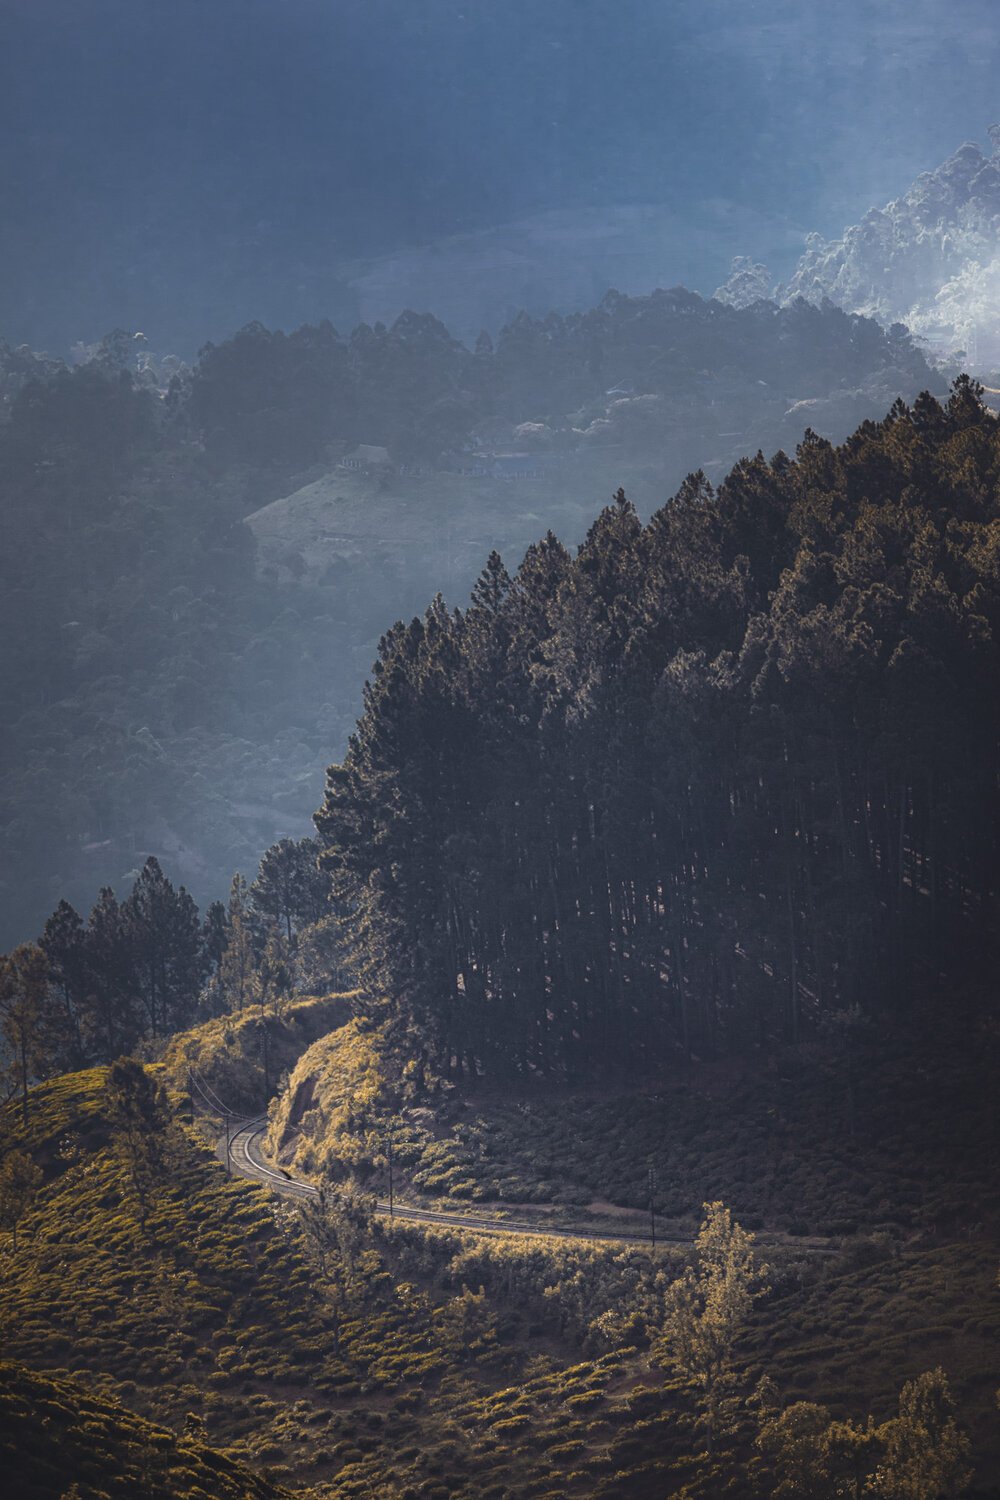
[226,1116,836,1253]
[228,1116,664,1241]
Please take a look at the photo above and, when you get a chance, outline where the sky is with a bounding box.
[1,0,998,352]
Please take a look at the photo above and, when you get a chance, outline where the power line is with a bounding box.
[191,1067,255,1125]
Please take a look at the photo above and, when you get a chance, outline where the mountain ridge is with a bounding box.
[780,132,1000,368]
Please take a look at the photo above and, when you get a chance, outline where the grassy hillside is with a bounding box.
[2,1069,349,1486]
[747,1241,1000,1478]
[258,1008,1000,1489]
[0,1066,697,1497]
[0,1360,288,1500]
[245,466,603,589]
[4,1014,998,1496]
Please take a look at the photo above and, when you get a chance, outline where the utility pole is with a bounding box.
[648,1160,657,1256]
[386,1126,394,1218]
[225,1112,233,1179]
[258,1019,271,1099]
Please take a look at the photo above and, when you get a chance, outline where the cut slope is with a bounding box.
[160,992,355,1117]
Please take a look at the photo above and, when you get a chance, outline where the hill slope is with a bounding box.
[0,1360,287,1500]
[4,1020,999,1495]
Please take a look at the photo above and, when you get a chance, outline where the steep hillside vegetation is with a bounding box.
[0,1065,704,1497]
[5,1043,996,1496]
[0,1360,287,1500]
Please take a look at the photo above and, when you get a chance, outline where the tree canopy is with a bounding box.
[318,381,1000,1077]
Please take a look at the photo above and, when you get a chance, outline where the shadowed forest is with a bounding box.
[319,379,999,1076]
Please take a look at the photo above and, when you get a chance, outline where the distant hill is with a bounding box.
[781,131,1000,369]
[342,200,805,346]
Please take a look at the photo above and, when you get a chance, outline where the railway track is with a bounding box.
[226,1116,836,1253]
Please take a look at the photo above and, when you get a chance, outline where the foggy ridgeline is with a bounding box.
[0,290,940,949]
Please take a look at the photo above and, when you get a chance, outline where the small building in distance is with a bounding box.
[338,443,394,474]
[455,450,542,481]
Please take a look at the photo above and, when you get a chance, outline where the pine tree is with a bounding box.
[123,857,205,1037]
[39,900,88,1068]
[255,924,294,1018]
[0,944,52,1123]
[251,837,330,943]
[85,888,139,1058]
[219,874,255,1013]
[202,900,229,978]
[102,1057,171,1228]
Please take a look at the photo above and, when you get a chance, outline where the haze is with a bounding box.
[3,0,1000,351]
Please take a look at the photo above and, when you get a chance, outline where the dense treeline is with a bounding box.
[318,381,1000,1077]
[0,837,334,1112]
[184,290,932,480]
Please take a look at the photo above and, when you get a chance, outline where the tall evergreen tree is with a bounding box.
[85,888,139,1058]
[251,837,330,943]
[201,900,229,979]
[102,1057,172,1229]
[123,857,205,1037]
[219,874,255,1014]
[0,945,52,1123]
[39,900,88,1069]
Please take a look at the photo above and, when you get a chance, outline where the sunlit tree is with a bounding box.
[658,1201,769,1449]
